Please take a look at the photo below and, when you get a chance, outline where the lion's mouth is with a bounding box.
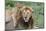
[24,18,29,22]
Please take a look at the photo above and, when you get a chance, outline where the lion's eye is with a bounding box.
[24,12,25,14]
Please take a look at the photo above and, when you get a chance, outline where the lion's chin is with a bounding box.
[25,20,29,22]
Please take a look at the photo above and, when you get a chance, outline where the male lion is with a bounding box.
[21,6,34,29]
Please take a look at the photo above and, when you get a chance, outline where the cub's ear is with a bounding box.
[22,6,26,10]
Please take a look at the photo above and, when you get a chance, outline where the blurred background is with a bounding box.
[5,0,44,30]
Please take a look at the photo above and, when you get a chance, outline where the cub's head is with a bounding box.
[22,7,33,22]
[16,3,23,9]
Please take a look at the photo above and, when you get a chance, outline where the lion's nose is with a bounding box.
[25,17,27,19]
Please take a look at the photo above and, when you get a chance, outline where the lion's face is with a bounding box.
[22,7,33,22]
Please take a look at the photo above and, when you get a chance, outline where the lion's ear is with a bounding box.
[31,8,33,13]
[32,9,34,13]
[26,6,33,12]
[29,7,34,13]
[32,9,33,12]
[30,7,33,11]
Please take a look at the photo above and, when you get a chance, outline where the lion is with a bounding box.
[5,3,24,29]
[21,6,34,29]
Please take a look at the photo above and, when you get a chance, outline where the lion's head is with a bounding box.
[22,7,33,22]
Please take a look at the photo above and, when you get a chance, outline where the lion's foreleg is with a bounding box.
[12,15,17,28]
